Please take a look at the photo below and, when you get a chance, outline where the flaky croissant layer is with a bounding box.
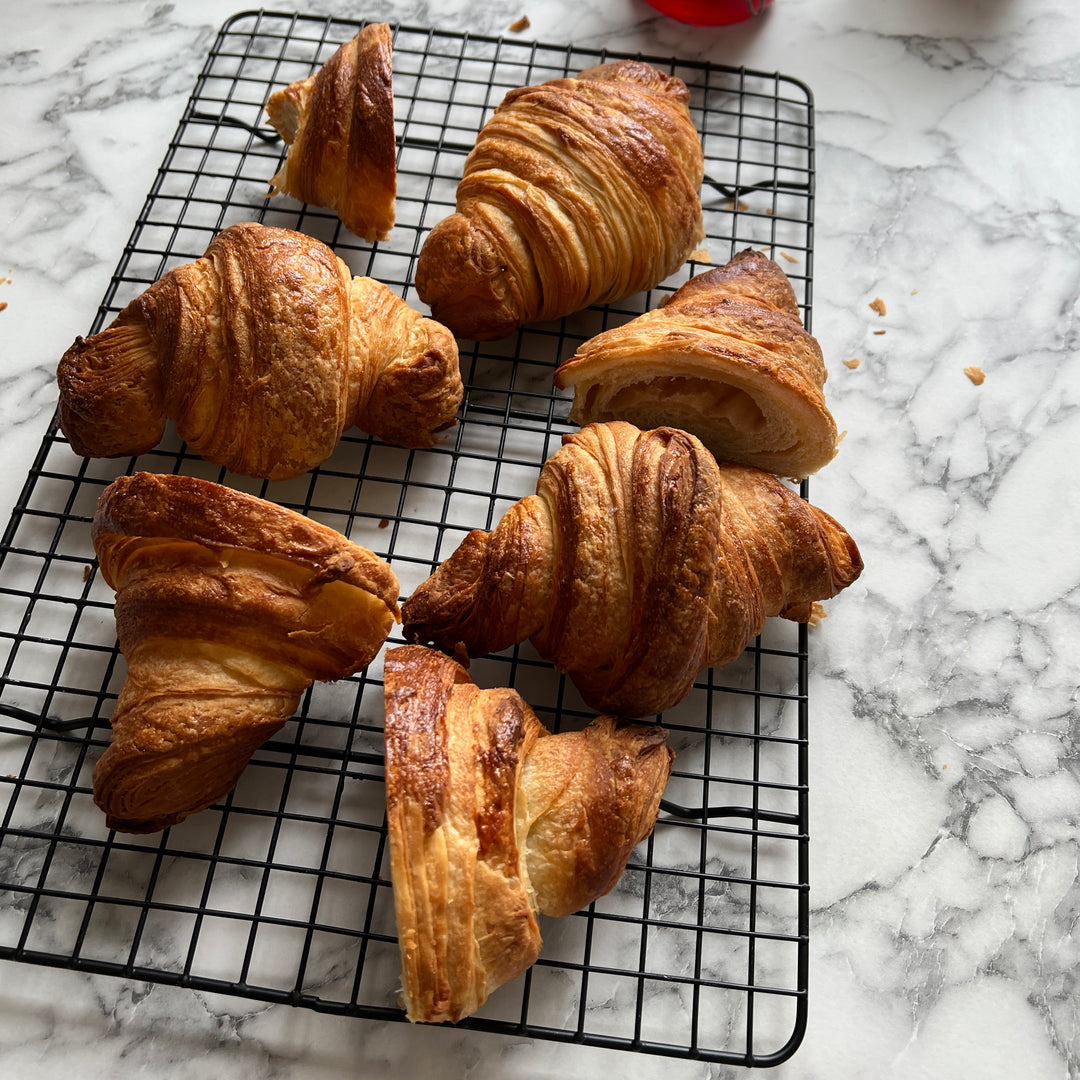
[57,222,462,480]
[402,421,862,717]
[266,23,397,242]
[555,248,841,479]
[92,472,400,833]
[383,645,673,1023]
[415,60,705,341]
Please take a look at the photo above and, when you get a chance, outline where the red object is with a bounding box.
[643,0,773,25]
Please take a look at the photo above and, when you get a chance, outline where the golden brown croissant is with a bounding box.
[402,421,862,717]
[91,472,401,833]
[554,248,840,479]
[265,23,396,242]
[56,222,462,481]
[415,60,705,340]
[383,644,673,1023]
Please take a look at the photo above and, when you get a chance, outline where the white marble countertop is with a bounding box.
[2,1,1078,1077]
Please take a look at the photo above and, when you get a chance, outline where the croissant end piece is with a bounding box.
[91,472,401,833]
[402,421,862,718]
[415,60,705,340]
[266,23,396,242]
[56,222,462,480]
[554,249,840,479]
[383,645,672,1023]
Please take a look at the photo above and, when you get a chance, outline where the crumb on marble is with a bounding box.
[509,15,531,32]
[873,329,886,335]
[83,564,91,582]
[843,357,861,369]
[0,302,7,313]
[964,366,985,385]
[779,250,798,263]
[378,517,390,529]
[724,198,749,211]
[689,248,711,263]
[869,297,887,316]
[911,289,918,294]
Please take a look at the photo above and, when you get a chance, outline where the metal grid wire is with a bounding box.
[0,10,817,1067]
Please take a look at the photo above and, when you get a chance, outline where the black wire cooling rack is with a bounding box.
[0,10,818,1067]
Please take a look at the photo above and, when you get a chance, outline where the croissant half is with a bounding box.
[383,644,673,1023]
[402,421,862,717]
[555,249,840,479]
[57,222,462,481]
[91,472,400,833]
[266,23,397,242]
[415,60,705,340]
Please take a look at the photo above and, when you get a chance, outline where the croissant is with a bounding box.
[265,23,396,242]
[554,248,840,479]
[56,222,462,481]
[91,472,400,833]
[383,644,673,1023]
[402,421,862,718]
[415,60,705,341]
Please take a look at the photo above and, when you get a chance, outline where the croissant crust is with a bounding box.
[383,645,672,1023]
[92,472,400,833]
[266,23,397,241]
[402,421,862,717]
[555,248,839,479]
[415,60,705,340]
[56,223,462,480]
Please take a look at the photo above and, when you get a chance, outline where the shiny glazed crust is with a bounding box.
[91,472,401,833]
[383,644,673,1023]
[56,222,462,480]
[415,60,705,340]
[402,421,863,717]
[265,23,397,241]
[555,248,840,479]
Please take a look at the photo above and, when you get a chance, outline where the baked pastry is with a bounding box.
[554,249,839,479]
[56,222,462,480]
[265,23,396,242]
[383,644,673,1023]
[402,421,862,717]
[91,472,400,833]
[415,60,705,340]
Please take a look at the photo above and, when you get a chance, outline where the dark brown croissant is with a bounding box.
[402,421,862,717]
[383,644,673,1023]
[91,472,400,833]
[266,23,396,242]
[555,248,840,479]
[415,60,705,340]
[57,222,462,481]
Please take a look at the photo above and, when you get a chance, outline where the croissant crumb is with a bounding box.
[964,365,986,385]
[869,297,887,316]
